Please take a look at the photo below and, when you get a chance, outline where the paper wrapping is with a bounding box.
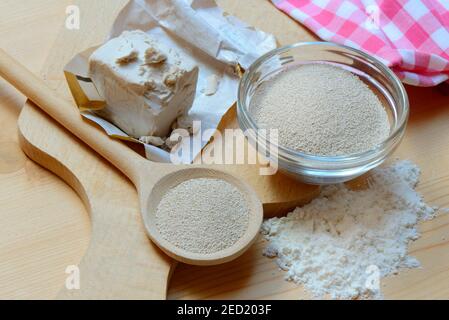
[64,0,276,163]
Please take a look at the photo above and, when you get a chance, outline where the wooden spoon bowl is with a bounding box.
[143,165,263,265]
[0,48,263,266]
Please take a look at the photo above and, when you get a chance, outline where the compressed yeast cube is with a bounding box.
[89,30,199,139]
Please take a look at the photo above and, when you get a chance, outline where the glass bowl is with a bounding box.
[237,42,409,185]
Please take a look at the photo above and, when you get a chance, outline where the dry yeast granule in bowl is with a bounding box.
[238,42,409,185]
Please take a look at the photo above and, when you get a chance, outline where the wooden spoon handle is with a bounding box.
[0,48,144,183]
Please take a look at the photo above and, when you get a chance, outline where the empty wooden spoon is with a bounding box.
[0,48,263,266]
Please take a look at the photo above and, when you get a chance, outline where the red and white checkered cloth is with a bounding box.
[271,0,449,86]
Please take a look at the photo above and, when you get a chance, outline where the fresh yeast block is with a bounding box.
[89,30,199,139]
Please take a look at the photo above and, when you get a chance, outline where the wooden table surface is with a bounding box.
[1,0,449,300]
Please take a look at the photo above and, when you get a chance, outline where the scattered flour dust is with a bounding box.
[262,161,437,299]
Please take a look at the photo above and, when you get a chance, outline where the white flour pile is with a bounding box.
[156,178,249,254]
[262,161,437,299]
[250,63,390,156]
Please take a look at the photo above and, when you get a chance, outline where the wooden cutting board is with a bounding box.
[16,0,449,300]
[17,0,318,299]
